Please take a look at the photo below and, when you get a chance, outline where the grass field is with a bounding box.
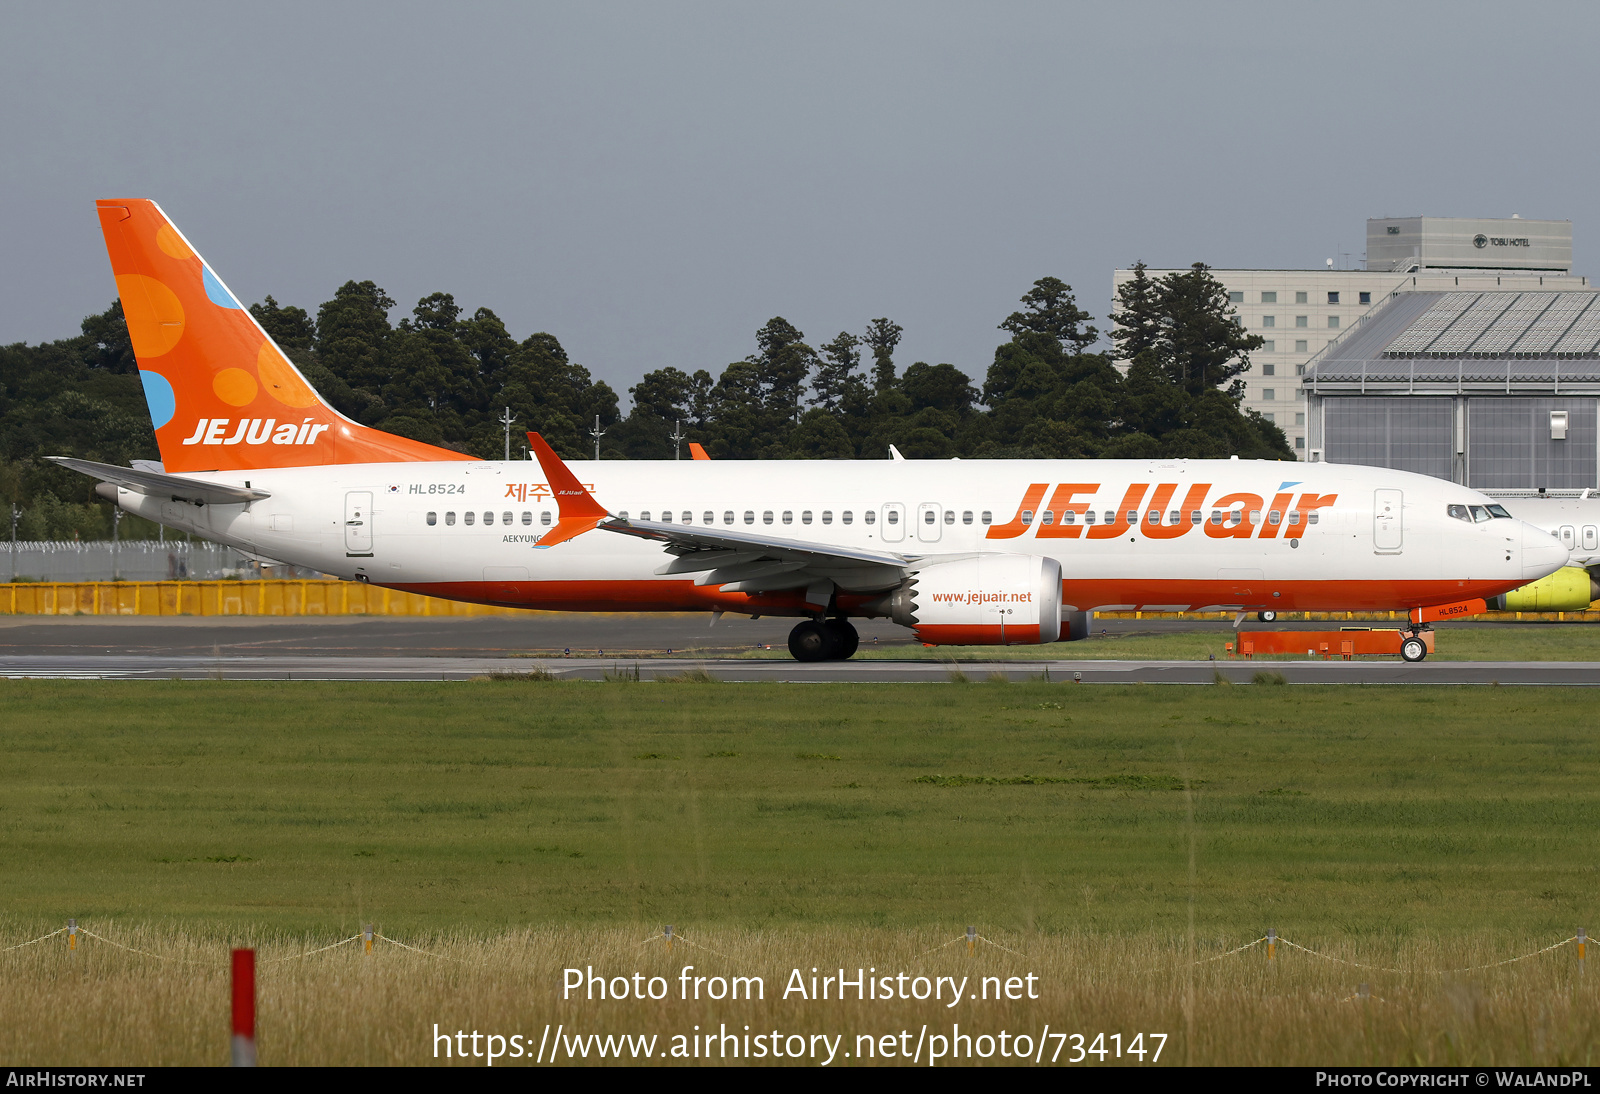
[4,679,1598,1066]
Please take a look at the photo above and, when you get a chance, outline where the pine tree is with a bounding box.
[1110,262,1162,362]
[863,318,903,392]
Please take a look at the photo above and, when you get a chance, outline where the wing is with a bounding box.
[606,516,915,594]
[46,456,270,505]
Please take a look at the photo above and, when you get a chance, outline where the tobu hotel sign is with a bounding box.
[1474,233,1531,248]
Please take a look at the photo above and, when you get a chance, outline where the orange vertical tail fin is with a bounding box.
[96,199,475,473]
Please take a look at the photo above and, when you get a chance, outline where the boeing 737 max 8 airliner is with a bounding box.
[53,201,1572,661]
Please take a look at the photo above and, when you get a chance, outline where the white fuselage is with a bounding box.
[113,457,1569,618]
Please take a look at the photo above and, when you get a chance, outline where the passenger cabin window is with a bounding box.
[1062,510,1076,524]
[464,511,475,526]
[1249,510,1261,525]
[502,511,512,525]
[929,509,943,524]
[801,511,812,524]
[981,511,992,524]
[1083,510,1095,525]
[943,510,954,524]
[1210,510,1222,525]
[724,511,734,524]
[864,511,875,525]
[1287,510,1300,525]
[640,511,651,521]
[618,511,629,520]
[660,511,673,522]
[445,512,456,525]
[483,512,494,525]
[1308,512,1319,524]
[1020,510,1033,526]
[1040,510,1053,525]
[1268,510,1281,525]
[426,512,437,526]
[1145,510,1159,524]
[842,511,853,524]
[821,511,833,524]
[1189,510,1202,525]
[962,511,973,524]
[782,511,792,524]
[763,511,774,524]
[541,511,552,526]
[682,512,692,524]
[743,511,754,524]
[521,512,532,525]
[703,511,714,524]
[1125,509,1138,524]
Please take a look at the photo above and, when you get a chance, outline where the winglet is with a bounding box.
[526,431,609,547]
[689,442,710,461]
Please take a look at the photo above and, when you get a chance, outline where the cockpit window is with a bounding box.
[1447,504,1470,522]
[1470,505,1491,523]
[1486,504,1512,519]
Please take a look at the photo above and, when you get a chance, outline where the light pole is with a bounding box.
[9,504,18,583]
[589,415,606,461]
[499,406,516,462]
[669,418,685,460]
[111,507,121,582]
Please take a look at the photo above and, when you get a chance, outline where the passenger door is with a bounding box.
[345,491,373,555]
[1372,489,1403,553]
[916,502,942,543]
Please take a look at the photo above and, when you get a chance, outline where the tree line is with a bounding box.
[0,263,1288,540]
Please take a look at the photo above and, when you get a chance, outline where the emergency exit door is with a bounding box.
[345,491,373,555]
[1373,489,1403,552]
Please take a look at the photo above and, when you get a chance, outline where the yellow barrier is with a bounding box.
[2,582,1595,622]
[0,581,525,617]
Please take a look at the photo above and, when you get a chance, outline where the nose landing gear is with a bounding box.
[788,618,860,662]
[1400,632,1428,663]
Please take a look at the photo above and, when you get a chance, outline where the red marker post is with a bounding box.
[232,948,256,1066]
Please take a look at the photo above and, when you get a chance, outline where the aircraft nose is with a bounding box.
[1520,522,1570,580]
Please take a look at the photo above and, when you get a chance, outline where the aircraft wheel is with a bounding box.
[1256,611,1277,623]
[824,619,859,660]
[1400,636,1427,663]
[788,620,835,662]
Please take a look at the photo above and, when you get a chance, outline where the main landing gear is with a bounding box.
[788,618,860,662]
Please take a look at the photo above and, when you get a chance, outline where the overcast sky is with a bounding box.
[4,1,1596,396]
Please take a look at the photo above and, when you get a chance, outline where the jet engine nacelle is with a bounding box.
[1489,566,1600,612]
[866,554,1062,645]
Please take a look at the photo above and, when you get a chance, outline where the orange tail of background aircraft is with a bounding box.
[96,199,475,474]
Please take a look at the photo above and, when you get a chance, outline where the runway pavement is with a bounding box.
[1,652,1596,684]
[0,614,1593,683]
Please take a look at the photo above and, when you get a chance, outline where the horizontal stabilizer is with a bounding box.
[46,456,270,506]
